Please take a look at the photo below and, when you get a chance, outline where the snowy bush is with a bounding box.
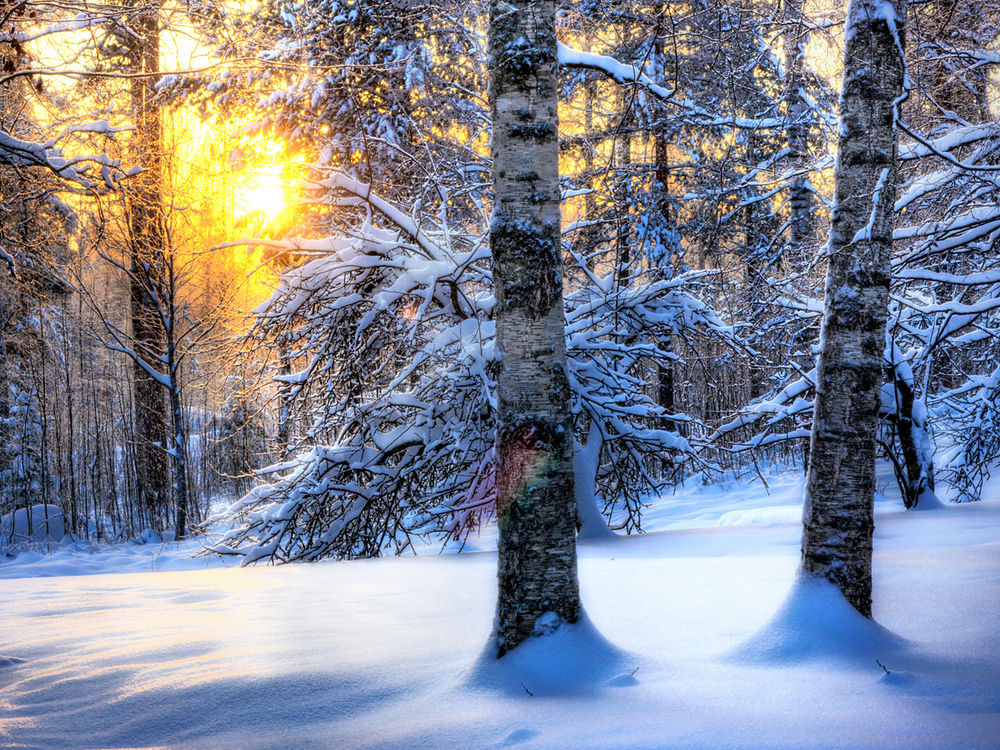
[209,174,736,563]
[1,503,65,554]
[712,120,1000,506]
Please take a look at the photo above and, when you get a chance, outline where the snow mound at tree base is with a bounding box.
[467,610,636,696]
[912,488,946,511]
[727,575,908,665]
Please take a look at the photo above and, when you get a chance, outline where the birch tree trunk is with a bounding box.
[275,343,293,458]
[488,0,581,656]
[783,0,813,254]
[801,0,908,617]
[574,420,615,540]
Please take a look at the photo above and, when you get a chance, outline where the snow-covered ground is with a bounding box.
[1,469,998,749]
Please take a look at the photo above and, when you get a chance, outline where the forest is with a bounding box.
[1,0,998,748]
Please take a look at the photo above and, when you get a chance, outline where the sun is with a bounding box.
[239,163,286,222]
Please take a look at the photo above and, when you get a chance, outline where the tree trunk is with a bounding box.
[128,0,171,529]
[889,374,935,509]
[783,0,813,253]
[276,343,293,458]
[930,0,989,123]
[800,0,907,617]
[488,0,581,656]
[575,420,615,540]
[168,366,188,540]
[614,86,633,289]
[657,336,677,478]
[651,10,679,465]
[581,30,598,268]
[0,294,10,512]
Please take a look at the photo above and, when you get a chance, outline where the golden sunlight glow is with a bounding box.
[239,163,286,222]
[233,138,292,224]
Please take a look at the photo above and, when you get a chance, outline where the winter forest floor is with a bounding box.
[1,468,999,749]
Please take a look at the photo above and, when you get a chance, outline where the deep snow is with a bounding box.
[1,468,998,749]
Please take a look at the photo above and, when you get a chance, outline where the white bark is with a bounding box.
[783,0,813,252]
[800,0,908,617]
[575,421,615,541]
[489,0,581,655]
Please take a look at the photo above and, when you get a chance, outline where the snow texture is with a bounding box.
[1,470,998,749]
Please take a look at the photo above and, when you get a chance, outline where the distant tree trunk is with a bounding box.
[581,30,598,268]
[276,343,293,457]
[128,0,170,529]
[166,342,188,539]
[783,0,813,253]
[0,294,10,510]
[653,124,678,463]
[488,0,581,656]
[657,334,677,479]
[574,420,615,540]
[0,36,22,514]
[61,320,79,535]
[887,373,935,509]
[651,12,679,460]
[801,0,908,617]
[930,0,989,122]
[614,90,633,289]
